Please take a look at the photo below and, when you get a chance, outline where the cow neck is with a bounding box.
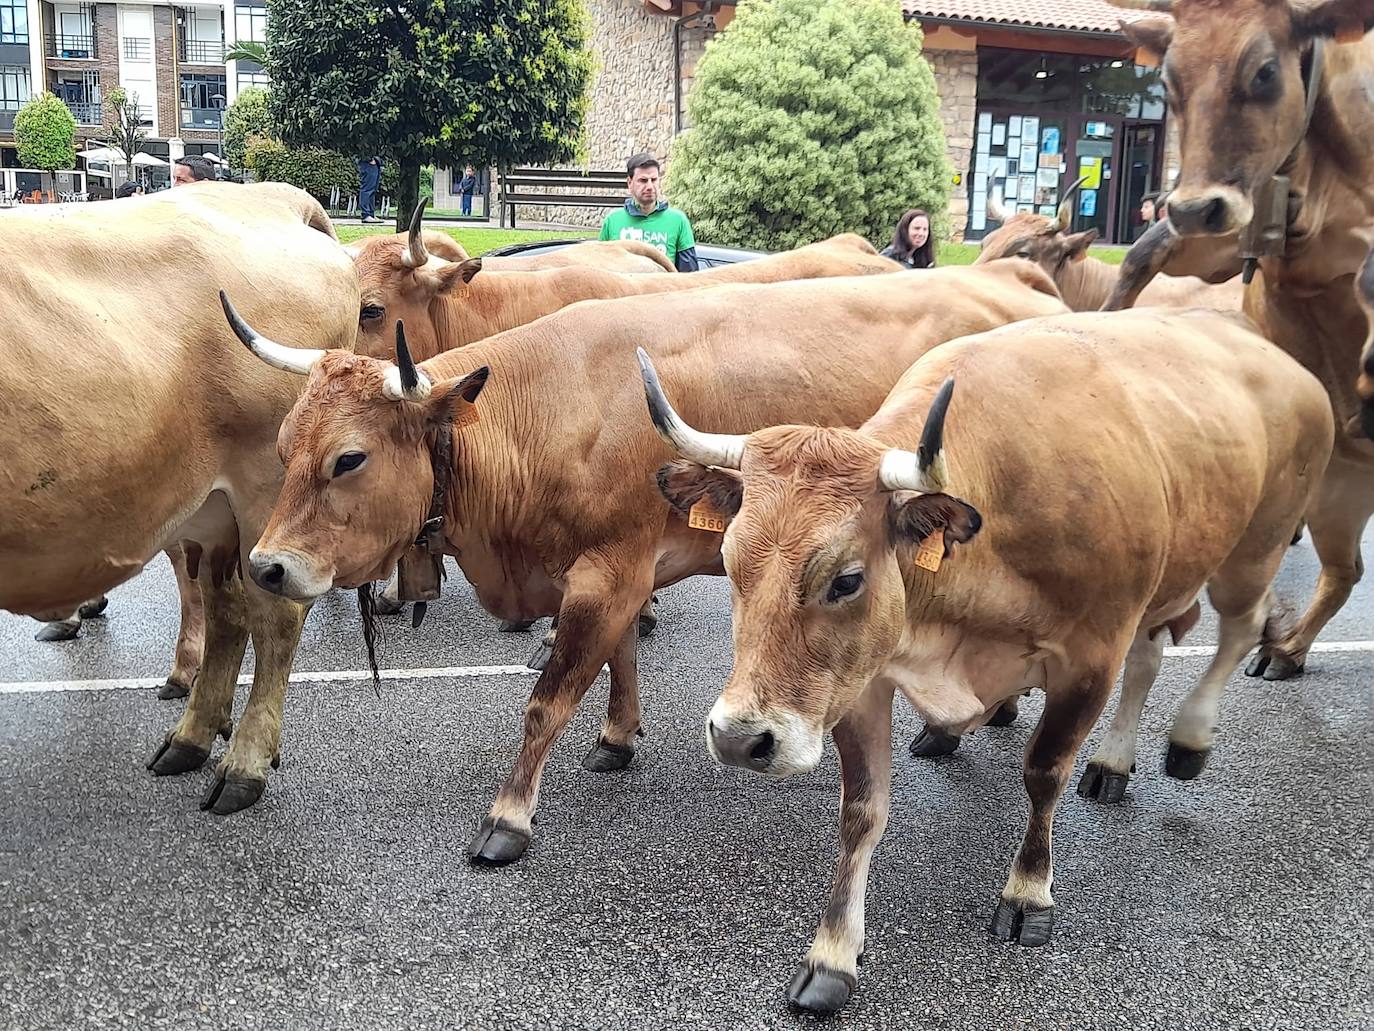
[1055,256,1119,312]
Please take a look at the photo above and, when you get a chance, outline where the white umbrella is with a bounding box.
[131,152,168,167]
[201,152,225,165]
[77,146,122,163]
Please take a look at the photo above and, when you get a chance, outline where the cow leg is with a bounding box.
[909,722,961,757]
[991,668,1112,947]
[1077,629,1164,804]
[637,594,659,639]
[1167,587,1272,781]
[526,615,558,671]
[582,619,642,772]
[200,589,307,815]
[147,574,248,780]
[470,555,649,866]
[1248,475,1370,681]
[159,545,205,700]
[787,678,895,1015]
[34,609,84,642]
[373,570,404,616]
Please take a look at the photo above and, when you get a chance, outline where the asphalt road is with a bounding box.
[1,529,1370,1031]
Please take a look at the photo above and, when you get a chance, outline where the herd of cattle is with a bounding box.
[3,0,1372,1015]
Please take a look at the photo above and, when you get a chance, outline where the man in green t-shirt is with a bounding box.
[599,152,699,272]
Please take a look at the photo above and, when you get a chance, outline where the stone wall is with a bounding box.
[925,47,977,243]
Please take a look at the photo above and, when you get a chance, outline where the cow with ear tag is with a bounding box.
[639,304,1332,1014]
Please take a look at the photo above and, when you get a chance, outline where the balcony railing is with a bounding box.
[63,101,103,125]
[122,36,151,61]
[180,39,224,63]
[180,105,222,129]
[46,32,97,59]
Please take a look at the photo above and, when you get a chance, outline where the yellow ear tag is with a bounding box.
[915,530,944,573]
[452,400,480,430]
[688,497,729,534]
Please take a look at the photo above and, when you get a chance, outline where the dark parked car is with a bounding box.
[483,237,767,269]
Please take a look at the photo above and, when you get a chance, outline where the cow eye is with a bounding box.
[360,304,385,323]
[1016,249,1033,259]
[332,452,367,477]
[1252,60,1280,96]
[826,571,865,604]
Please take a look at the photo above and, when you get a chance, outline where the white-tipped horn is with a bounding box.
[878,378,955,493]
[381,321,433,401]
[220,291,325,375]
[637,347,745,470]
[1052,175,1091,232]
[986,180,1009,224]
[401,200,430,269]
[1106,0,1173,10]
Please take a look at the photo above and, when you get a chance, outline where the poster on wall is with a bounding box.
[1023,116,1040,141]
[1041,125,1061,155]
[1040,152,1062,170]
[1036,167,1058,188]
[978,132,992,156]
[1019,143,1038,169]
[1009,116,1022,136]
[989,156,1008,181]
[978,112,992,133]
[992,123,1006,146]
[1019,174,1037,202]
[1078,157,1104,189]
[1080,190,1099,217]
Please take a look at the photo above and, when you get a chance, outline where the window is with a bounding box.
[180,73,227,128]
[234,4,267,44]
[237,70,270,92]
[0,0,27,45]
[0,65,31,110]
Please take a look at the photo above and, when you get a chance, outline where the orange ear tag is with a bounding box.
[452,401,480,430]
[688,497,729,534]
[914,530,944,573]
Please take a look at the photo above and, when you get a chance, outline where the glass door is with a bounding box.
[1118,124,1162,242]
[1070,119,1115,239]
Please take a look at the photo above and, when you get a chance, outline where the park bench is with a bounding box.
[496,167,626,228]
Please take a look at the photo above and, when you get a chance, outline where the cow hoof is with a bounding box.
[526,639,553,672]
[582,737,635,772]
[199,772,267,814]
[373,594,404,616]
[34,621,81,642]
[786,962,855,1014]
[637,611,658,639]
[146,736,210,776]
[910,725,961,758]
[1290,525,1304,546]
[987,703,1019,728]
[1076,762,1129,804]
[467,817,531,866]
[1262,655,1304,681]
[1165,743,1210,781]
[1243,652,1270,678]
[157,679,191,701]
[499,618,537,632]
[990,899,1054,947]
[78,596,110,618]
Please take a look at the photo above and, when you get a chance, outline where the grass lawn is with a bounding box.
[334,225,1131,266]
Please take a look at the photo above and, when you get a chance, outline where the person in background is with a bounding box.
[357,154,383,224]
[172,155,216,186]
[881,208,936,269]
[599,152,698,272]
[115,181,144,199]
[458,164,477,217]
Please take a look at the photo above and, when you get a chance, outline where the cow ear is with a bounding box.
[887,492,982,559]
[1120,16,1174,61]
[1063,229,1099,262]
[431,257,483,294]
[656,460,743,521]
[1291,0,1374,41]
[430,366,488,429]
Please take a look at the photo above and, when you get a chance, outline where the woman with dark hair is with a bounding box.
[881,208,936,269]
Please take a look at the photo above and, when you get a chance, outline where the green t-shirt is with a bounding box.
[599,204,696,264]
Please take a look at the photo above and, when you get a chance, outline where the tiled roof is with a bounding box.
[901,0,1134,34]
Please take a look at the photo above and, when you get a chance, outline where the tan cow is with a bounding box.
[1107,0,1374,681]
[224,261,1068,862]
[977,184,1243,311]
[0,181,358,812]
[636,307,1332,1013]
[1359,243,1374,437]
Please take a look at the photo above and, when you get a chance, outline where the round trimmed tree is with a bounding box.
[14,92,77,174]
[668,0,952,252]
[223,86,273,172]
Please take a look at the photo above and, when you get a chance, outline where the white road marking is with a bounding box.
[0,642,1370,696]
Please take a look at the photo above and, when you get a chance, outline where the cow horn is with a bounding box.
[637,347,745,470]
[1106,0,1173,11]
[402,200,430,269]
[382,320,433,401]
[220,291,325,376]
[1052,175,1091,232]
[878,378,955,493]
[986,180,1009,223]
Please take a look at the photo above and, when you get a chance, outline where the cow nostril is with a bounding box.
[749,731,775,764]
[1202,197,1228,233]
[261,563,285,587]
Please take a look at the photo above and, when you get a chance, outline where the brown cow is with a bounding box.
[0,181,359,812]
[1109,0,1374,681]
[226,261,1068,863]
[977,183,1243,311]
[636,308,1332,1013]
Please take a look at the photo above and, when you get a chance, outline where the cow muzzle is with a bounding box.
[1166,187,1253,238]
[706,699,824,778]
[248,547,333,602]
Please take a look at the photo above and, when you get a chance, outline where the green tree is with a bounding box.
[223,86,273,171]
[265,0,595,229]
[14,92,77,175]
[668,0,953,252]
[102,86,148,179]
[224,39,267,65]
